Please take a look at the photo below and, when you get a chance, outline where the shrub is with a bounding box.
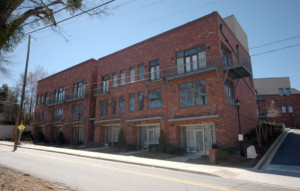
[212,144,219,149]
[118,129,126,148]
[148,144,160,152]
[159,130,166,151]
[57,132,65,145]
[165,145,185,155]
[126,143,137,151]
[218,150,229,159]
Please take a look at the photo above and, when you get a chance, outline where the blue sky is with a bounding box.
[2,0,300,90]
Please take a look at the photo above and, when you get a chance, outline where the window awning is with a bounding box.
[168,114,220,122]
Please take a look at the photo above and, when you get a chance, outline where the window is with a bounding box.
[55,88,65,103]
[225,80,234,106]
[72,103,84,119]
[105,125,120,143]
[130,67,135,83]
[138,92,144,111]
[129,94,135,112]
[43,111,48,120]
[149,89,162,109]
[119,96,125,113]
[101,75,109,93]
[138,64,144,80]
[37,96,39,105]
[41,95,44,105]
[221,45,233,68]
[112,72,117,88]
[149,59,160,81]
[288,105,293,113]
[45,92,49,105]
[179,80,207,107]
[111,97,116,114]
[100,100,108,116]
[279,88,284,96]
[73,81,86,98]
[53,107,63,121]
[176,45,206,74]
[286,88,291,96]
[120,70,125,86]
[281,105,286,113]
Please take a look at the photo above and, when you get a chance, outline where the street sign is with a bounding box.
[18,124,26,131]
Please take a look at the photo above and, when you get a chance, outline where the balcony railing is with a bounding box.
[50,115,63,123]
[256,95,267,101]
[144,56,220,83]
[65,92,89,102]
[94,87,109,96]
[47,98,65,107]
[222,54,252,79]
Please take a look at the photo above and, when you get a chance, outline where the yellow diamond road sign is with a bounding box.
[18,124,26,131]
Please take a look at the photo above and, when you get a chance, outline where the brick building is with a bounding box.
[254,77,300,128]
[33,12,258,155]
[33,59,97,144]
[93,12,258,154]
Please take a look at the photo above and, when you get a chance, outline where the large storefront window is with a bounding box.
[181,124,215,155]
[138,125,160,149]
[105,125,120,143]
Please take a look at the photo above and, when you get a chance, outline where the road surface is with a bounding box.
[0,145,297,191]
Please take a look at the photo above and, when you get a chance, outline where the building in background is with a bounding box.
[254,77,300,128]
[93,11,257,154]
[33,59,97,144]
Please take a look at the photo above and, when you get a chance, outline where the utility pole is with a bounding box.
[14,35,31,151]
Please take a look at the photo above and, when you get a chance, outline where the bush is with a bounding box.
[165,145,185,155]
[126,143,137,151]
[218,150,229,159]
[159,130,166,151]
[57,132,65,145]
[148,144,160,152]
[245,129,257,140]
[118,129,126,148]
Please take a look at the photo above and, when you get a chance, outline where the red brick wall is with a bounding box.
[33,59,97,144]
[94,12,258,147]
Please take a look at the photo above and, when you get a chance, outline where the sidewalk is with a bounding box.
[1,141,299,190]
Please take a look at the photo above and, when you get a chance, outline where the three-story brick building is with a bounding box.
[34,12,258,155]
[93,12,258,154]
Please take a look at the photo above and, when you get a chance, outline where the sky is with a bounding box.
[2,0,300,90]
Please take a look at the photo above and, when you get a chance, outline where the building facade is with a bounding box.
[254,77,300,128]
[33,12,258,154]
[33,59,97,144]
[93,12,258,154]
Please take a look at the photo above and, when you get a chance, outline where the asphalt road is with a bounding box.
[0,145,297,191]
[271,129,300,165]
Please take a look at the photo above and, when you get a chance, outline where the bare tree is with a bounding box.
[26,65,48,122]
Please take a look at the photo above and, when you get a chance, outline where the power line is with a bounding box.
[25,0,115,36]
[251,43,300,57]
[251,35,300,49]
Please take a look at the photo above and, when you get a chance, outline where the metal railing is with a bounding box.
[65,92,89,102]
[144,56,219,82]
[94,87,109,96]
[222,54,252,75]
[256,95,267,101]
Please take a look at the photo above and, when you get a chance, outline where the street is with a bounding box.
[0,145,297,191]
[263,129,300,174]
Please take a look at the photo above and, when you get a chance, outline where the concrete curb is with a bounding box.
[253,129,289,170]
